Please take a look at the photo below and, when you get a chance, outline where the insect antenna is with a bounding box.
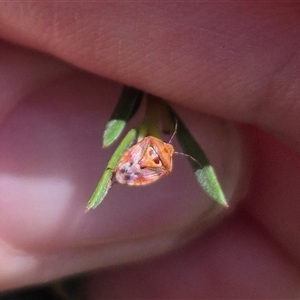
[167,118,178,143]
[166,118,202,168]
[174,151,203,169]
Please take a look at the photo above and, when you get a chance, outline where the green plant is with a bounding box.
[86,87,228,210]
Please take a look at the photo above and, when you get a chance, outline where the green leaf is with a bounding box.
[86,128,138,210]
[146,94,175,135]
[169,108,228,207]
[103,86,143,147]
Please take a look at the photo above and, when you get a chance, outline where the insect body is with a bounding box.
[114,136,174,186]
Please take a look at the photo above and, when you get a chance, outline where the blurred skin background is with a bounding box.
[0,3,300,299]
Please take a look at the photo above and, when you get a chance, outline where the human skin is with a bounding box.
[0,2,300,298]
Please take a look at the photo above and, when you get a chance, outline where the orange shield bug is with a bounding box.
[114,136,174,186]
[113,120,201,186]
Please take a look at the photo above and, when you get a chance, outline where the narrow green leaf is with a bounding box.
[194,166,228,207]
[169,108,228,207]
[146,94,175,134]
[87,128,138,210]
[103,86,143,147]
